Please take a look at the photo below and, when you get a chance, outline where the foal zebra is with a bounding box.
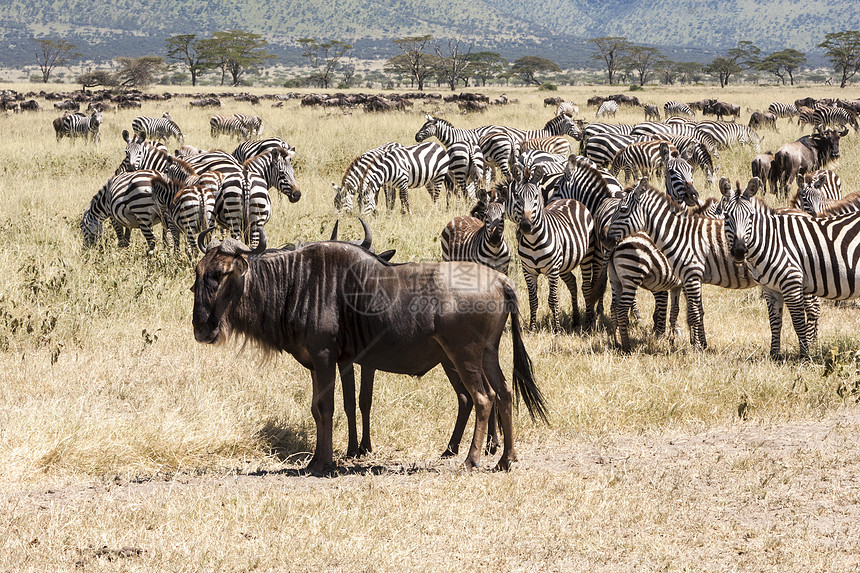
[509,177,595,333]
[131,112,184,143]
[441,190,510,274]
[62,109,102,143]
[722,179,860,356]
[358,142,450,215]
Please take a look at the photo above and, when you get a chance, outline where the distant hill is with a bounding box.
[0,0,855,69]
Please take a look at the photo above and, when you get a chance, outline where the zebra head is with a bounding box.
[331,183,354,213]
[415,114,437,142]
[795,174,825,216]
[484,200,506,247]
[80,207,103,247]
[122,129,148,170]
[660,142,700,208]
[273,147,301,202]
[606,177,650,247]
[721,177,762,263]
[511,176,543,234]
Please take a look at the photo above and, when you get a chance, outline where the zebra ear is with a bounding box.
[719,177,732,197]
[633,177,649,196]
[745,177,761,197]
[424,113,433,121]
[122,129,131,143]
[658,142,670,162]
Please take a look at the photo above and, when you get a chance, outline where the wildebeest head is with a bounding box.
[192,228,267,344]
[811,126,848,163]
[721,177,762,263]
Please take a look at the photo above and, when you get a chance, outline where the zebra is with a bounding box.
[556,101,579,117]
[721,178,860,357]
[643,104,661,121]
[441,189,510,274]
[210,114,250,139]
[234,113,263,136]
[650,134,719,187]
[80,170,167,254]
[358,142,450,215]
[478,130,519,180]
[238,147,301,203]
[445,141,485,202]
[630,121,700,140]
[414,114,497,147]
[509,177,595,333]
[664,101,695,118]
[579,122,636,154]
[768,102,799,122]
[496,113,583,142]
[62,109,102,143]
[605,177,762,351]
[332,143,404,213]
[131,112,184,143]
[584,133,652,168]
[609,140,680,183]
[167,178,218,260]
[811,106,860,133]
[231,137,291,163]
[659,142,700,207]
[520,135,571,157]
[607,232,683,352]
[596,100,618,118]
[694,121,761,151]
[794,173,854,217]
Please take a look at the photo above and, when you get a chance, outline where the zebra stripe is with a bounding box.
[768,102,799,121]
[510,179,595,333]
[609,141,679,183]
[232,137,291,163]
[520,135,571,156]
[241,147,301,202]
[332,143,404,213]
[358,142,450,215]
[694,121,761,151]
[795,172,852,217]
[584,133,651,168]
[414,114,498,146]
[494,114,583,142]
[643,104,661,121]
[168,181,217,260]
[596,100,618,118]
[441,194,509,274]
[478,131,519,179]
[445,141,485,202]
[664,101,695,118]
[210,114,250,139]
[630,121,700,140]
[234,113,263,136]
[62,110,102,143]
[81,170,166,253]
[722,180,860,356]
[812,106,860,132]
[649,134,718,187]
[131,112,184,143]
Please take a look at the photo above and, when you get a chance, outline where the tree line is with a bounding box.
[32,29,860,90]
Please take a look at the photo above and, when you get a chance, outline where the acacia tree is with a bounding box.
[625,45,662,86]
[705,57,741,87]
[392,34,435,90]
[510,56,560,86]
[757,49,806,85]
[297,38,352,89]
[589,36,630,85]
[32,39,80,83]
[819,31,860,88]
[435,39,472,91]
[199,30,275,86]
[76,70,117,90]
[466,51,506,87]
[115,56,165,88]
[165,34,211,86]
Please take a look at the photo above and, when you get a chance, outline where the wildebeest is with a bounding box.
[769,127,847,197]
[749,111,777,131]
[191,229,548,473]
[704,101,740,121]
[751,152,774,195]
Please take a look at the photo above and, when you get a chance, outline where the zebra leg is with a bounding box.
[399,183,410,215]
[616,283,638,353]
[683,276,707,349]
[783,286,810,357]
[139,225,158,255]
[561,271,580,328]
[804,295,821,353]
[110,220,130,248]
[651,291,669,337]
[548,270,562,334]
[762,288,784,358]
[522,268,540,332]
[668,287,683,340]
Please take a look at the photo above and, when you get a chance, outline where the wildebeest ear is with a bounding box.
[745,177,761,197]
[376,249,396,262]
[719,177,732,196]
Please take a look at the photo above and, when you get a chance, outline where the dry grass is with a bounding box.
[1,82,860,571]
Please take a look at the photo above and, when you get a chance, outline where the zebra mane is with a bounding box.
[565,155,625,199]
[630,181,689,215]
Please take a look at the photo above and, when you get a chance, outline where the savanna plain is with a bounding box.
[1,83,860,571]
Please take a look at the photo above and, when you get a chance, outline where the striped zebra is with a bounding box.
[556,101,579,117]
[210,114,250,140]
[231,137,291,163]
[529,160,568,202]
[332,143,404,213]
[239,146,301,202]
[643,104,661,121]
[650,134,718,187]
[605,177,761,350]
[608,232,683,351]
[695,121,761,151]
[579,122,635,153]
[167,178,218,260]
[440,190,510,274]
[131,112,184,143]
[498,113,583,142]
[478,130,519,180]
[630,121,700,140]
[414,114,498,146]
[445,141,485,202]
[794,173,854,217]
[234,113,263,136]
[358,142,450,215]
[62,109,102,143]
[520,135,571,156]
[584,133,651,168]
[509,177,595,333]
[721,179,860,357]
[80,170,167,254]
[609,140,680,183]
[596,100,618,118]
[659,142,700,207]
[811,106,860,132]
[664,101,695,118]
[768,102,799,122]
[797,106,815,126]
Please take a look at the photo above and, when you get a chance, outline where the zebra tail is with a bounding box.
[504,281,549,424]
[584,250,610,312]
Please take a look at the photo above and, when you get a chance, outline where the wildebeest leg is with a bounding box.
[308,360,338,475]
[337,361,360,458]
[357,366,375,456]
[440,360,499,458]
[482,348,516,471]
[445,353,495,470]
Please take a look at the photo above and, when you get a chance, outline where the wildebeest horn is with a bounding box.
[358,217,372,250]
[197,226,217,253]
[330,219,340,241]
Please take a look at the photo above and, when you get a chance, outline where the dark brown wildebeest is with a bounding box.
[191,230,548,474]
[751,152,774,195]
[749,111,777,131]
[704,101,740,121]
[795,96,817,109]
[769,127,848,197]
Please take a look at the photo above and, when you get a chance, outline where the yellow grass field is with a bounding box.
[1,82,860,571]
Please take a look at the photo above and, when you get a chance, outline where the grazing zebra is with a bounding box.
[231,137,291,163]
[721,179,860,357]
[556,101,579,117]
[80,170,167,254]
[520,135,571,157]
[358,142,450,215]
[210,114,250,139]
[695,121,761,150]
[794,173,854,217]
[414,114,497,146]
[584,133,651,168]
[131,112,184,143]
[608,232,683,352]
[596,100,618,118]
[445,141,485,202]
[609,140,680,183]
[812,106,860,132]
[630,121,700,140]
[234,113,263,136]
[768,102,799,122]
[643,104,661,121]
[650,134,718,187]
[605,177,761,350]
[664,101,695,118]
[62,109,102,143]
[509,177,595,333]
[441,190,510,274]
[332,143,404,213]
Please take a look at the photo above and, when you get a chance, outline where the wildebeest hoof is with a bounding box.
[441,446,458,458]
[304,461,338,477]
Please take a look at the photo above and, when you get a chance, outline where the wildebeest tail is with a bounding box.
[504,282,549,424]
